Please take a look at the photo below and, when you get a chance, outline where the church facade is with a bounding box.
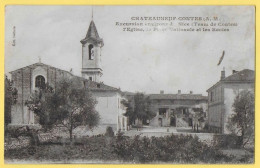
[8,19,128,132]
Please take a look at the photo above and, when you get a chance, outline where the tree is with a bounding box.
[4,75,17,126]
[26,78,100,142]
[122,93,155,125]
[227,90,254,147]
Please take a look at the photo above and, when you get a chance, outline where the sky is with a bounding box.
[5,6,255,95]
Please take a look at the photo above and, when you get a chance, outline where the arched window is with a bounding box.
[35,75,45,89]
[88,44,94,60]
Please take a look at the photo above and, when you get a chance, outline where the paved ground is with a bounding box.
[53,125,216,145]
[123,126,216,145]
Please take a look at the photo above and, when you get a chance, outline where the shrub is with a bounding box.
[113,134,230,163]
[105,126,114,137]
[213,134,241,149]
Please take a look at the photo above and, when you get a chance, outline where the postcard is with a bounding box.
[4,5,255,164]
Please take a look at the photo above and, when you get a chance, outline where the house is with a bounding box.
[7,19,128,132]
[207,69,255,134]
[148,90,208,128]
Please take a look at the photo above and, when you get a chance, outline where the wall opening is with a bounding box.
[35,75,45,89]
[159,108,167,116]
[170,116,176,127]
[88,44,94,60]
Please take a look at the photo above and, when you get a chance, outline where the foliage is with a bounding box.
[113,134,231,163]
[105,126,114,137]
[213,134,241,149]
[227,90,254,147]
[122,93,155,125]
[5,75,18,125]
[5,126,40,149]
[25,83,55,131]
[26,78,100,141]
[5,135,118,161]
[5,134,236,163]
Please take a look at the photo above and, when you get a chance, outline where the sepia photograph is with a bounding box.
[4,5,255,164]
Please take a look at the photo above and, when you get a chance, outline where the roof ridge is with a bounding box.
[149,93,203,95]
[222,69,254,81]
[9,62,74,76]
[148,94,208,100]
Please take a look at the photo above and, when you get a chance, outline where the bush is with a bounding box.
[112,134,231,163]
[105,126,114,137]
[6,134,240,163]
[213,134,242,149]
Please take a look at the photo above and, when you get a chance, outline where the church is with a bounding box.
[8,19,128,132]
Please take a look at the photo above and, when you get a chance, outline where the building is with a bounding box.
[80,20,104,83]
[207,69,255,134]
[8,19,128,132]
[148,90,208,128]
[80,19,128,131]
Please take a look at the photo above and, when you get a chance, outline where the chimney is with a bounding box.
[232,70,238,74]
[160,90,164,94]
[221,69,225,80]
[178,90,181,94]
[190,91,193,94]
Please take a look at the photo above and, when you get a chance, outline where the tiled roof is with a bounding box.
[122,91,136,96]
[60,73,120,92]
[148,94,208,100]
[56,71,120,92]
[87,81,120,92]
[80,20,104,45]
[222,69,254,82]
[206,69,255,92]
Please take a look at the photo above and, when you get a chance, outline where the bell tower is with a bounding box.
[81,20,104,82]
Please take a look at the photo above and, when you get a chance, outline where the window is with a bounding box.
[210,91,214,102]
[159,108,167,115]
[89,77,92,81]
[88,44,94,60]
[183,108,187,115]
[35,75,45,89]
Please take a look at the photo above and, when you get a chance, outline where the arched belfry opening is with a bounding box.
[88,44,94,60]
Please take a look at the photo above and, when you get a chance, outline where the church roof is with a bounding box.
[9,62,73,75]
[148,94,208,100]
[80,20,104,45]
[9,62,120,92]
[73,75,120,92]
